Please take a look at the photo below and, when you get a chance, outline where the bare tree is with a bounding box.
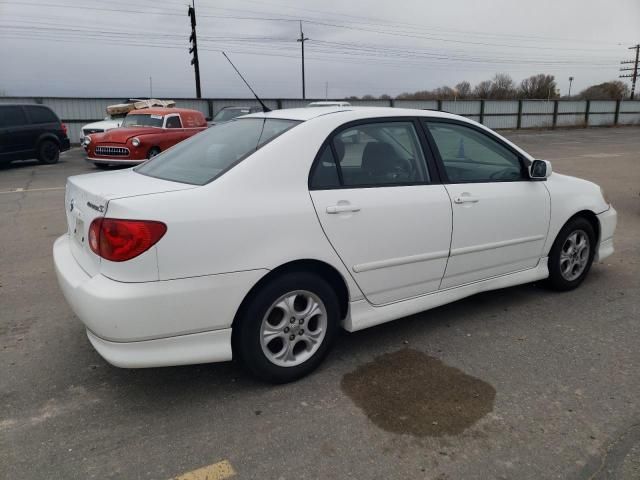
[378,94,392,100]
[361,94,376,100]
[489,73,516,99]
[473,80,493,99]
[432,86,456,99]
[455,81,472,99]
[579,81,630,100]
[519,74,559,99]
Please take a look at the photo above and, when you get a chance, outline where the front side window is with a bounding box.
[165,115,182,129]
[330,121,429,187]
[425,122,524,183]
[122,114,164,128]
[136,118,299,185]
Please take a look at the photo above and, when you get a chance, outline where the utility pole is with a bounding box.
[325,81,328,100]
[149,76,153,97]
[620,44,639,100]
[296,21,308,99]
[188,0,202,98]
[568,76,574,97]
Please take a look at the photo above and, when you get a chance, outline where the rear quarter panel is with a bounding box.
[110,118,364,301]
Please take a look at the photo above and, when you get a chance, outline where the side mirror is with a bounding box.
[530,159,552,180]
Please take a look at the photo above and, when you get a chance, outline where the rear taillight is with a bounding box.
[89,218,167,262]
[61,123,68,136]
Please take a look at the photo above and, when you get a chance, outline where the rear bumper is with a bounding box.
[87,329,232,368]
[596,206,617,262]
[53,234,267,367]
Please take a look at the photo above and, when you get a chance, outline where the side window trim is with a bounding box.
[308,116,437,191]
[420,118,529,184]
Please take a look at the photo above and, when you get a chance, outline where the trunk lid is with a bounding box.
[64,169,195,276]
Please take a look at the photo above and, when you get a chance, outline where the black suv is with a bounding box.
[0,104,71,165]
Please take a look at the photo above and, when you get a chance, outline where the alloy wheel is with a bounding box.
[259,290,328,368]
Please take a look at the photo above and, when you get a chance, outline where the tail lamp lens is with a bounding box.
[88,218,167,262]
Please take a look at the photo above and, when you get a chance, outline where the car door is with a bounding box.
[0,106,32,157]
[309,119,452,305]
[164,113,189,141]
[424,120,550,289]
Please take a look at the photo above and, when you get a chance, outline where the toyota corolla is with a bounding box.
[53,107,617,383]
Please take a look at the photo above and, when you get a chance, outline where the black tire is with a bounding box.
[94,163,110,169]
[546,216,596,291]
[233,272,340,383]
[37,140,60,164]
[147,147,161,159]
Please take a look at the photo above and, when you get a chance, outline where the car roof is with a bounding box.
[0,103,52,108]
[242,106,470,122]
[127,107,201,116]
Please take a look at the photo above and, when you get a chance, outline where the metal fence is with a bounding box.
[2,96,639,144]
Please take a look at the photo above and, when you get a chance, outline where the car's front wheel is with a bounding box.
[147,147,161,159]
[37,140,60,164]
[234,272,340,383]
[547,216,596,291]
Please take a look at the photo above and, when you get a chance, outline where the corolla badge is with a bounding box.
[86,201,105,213]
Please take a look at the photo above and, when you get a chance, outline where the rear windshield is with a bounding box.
[122,114,163,127]
[135,118,300,185]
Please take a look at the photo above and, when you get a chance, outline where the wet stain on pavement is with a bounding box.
[341,348,496,437]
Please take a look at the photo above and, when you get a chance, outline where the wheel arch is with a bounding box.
[566,209,600,244]
[36,133,61,149]
[232,259,350,332]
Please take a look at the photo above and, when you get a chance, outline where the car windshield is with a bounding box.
[135,118,300,185]
[213,109,250,122]
[122,114,163,128]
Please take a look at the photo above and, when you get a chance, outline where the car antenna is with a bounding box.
[221,52,271,112]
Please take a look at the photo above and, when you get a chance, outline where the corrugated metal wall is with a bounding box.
[2,97,638,144]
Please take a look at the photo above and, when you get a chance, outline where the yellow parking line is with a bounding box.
[172,460,236,480]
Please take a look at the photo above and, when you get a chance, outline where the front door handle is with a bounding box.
[326,204,361,214]
[454,195,480,204]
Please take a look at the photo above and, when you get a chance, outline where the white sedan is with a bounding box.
[53,107,617,383]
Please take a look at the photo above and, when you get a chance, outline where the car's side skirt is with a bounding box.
[343,258,549,332]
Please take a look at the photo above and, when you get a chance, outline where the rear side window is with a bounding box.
[136,118,299,185]
[26,106,58,124]
[309,146,341,189]
[310,121,430,189]
[165,116,182,128]
[0,106,28,127]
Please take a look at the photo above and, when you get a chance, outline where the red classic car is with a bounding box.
[83,107,207,167]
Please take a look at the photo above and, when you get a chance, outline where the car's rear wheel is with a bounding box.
[234,272,339,383]
[547,216,596,291]
[147,147,161,159]
[37,140,60,164]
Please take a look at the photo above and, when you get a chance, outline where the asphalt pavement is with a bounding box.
[1,127,639,479]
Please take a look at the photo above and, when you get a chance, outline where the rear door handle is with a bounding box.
[326,205,361,214]
[454,195,480,204]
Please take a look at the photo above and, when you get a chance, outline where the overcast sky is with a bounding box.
[0,0,638,99]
